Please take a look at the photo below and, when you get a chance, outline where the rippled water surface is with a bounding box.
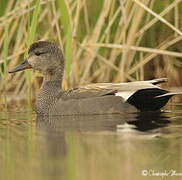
[1,103,182,180]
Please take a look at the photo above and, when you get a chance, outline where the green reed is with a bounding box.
[57,0,73,77]
[66,133,76,180]
[2,17,8,110]
[25,0,40,109]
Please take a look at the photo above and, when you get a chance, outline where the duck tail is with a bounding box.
[147,78,168,85]
[155,91,182,98]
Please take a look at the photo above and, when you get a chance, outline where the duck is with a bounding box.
[8,41,182,115]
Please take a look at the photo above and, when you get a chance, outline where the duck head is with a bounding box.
[9,41,65,81]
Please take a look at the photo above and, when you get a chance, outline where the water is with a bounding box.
[1,104,182,180]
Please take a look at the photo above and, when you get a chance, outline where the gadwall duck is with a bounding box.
[9,41,182,115]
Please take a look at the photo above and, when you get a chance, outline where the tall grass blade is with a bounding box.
[0,0,7,17]
[66,133,76,180]
[65,28,72,77]
[25,0,40,109]
[57,0,72,77]
[6,119,13,180]
[3,17,9,110]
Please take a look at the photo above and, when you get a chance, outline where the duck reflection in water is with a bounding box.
[35,111,171,179]
[36,111,171,142]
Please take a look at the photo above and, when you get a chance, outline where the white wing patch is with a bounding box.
[115,91,134,101]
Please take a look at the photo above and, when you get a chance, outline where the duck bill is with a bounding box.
[8,59,32,73]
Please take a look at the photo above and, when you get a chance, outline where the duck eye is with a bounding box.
[35,52,41,56]
[34,51,47,56]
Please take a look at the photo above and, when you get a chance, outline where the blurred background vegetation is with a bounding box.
[0,0,182,108]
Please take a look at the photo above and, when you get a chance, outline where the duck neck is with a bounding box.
[35,71,63,114]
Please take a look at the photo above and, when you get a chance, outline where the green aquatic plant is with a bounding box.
[2,18,9,110]
[25,0,40,109]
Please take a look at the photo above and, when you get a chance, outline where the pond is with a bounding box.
[1,103,182,180]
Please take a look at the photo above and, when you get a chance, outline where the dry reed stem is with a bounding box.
[51,0,63,50]
[128,35,182,76]
[137,0,182,37]
[134,0,182,36]
[139,52,144,80]
[88,43,182,58]
[80,0,112,83]
[83,0,90,34]
[73,0,82,38]
[127,0,155,80]
[174,1,179,36]
[0,0,52,29]
[125,0,149,71]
